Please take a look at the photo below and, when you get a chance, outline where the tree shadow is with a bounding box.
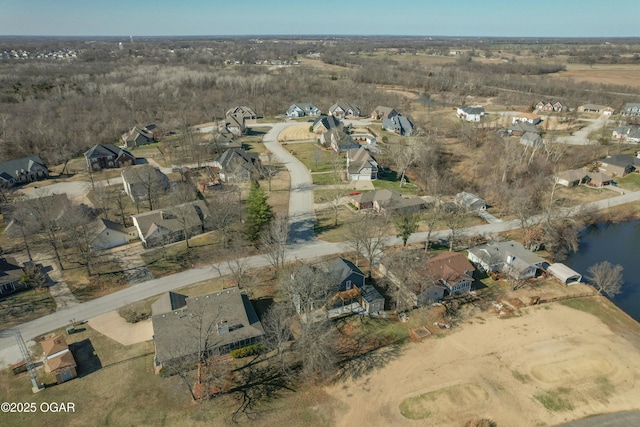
[335,337,404,381]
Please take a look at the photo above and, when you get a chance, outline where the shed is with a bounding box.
[547,263,582,285]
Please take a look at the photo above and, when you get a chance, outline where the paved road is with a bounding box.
[555,410,640,427]
[556,116,607,145]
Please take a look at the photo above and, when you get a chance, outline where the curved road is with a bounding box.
[3,122,640,366]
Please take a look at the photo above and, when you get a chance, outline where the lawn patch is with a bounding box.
[534,387,574,412]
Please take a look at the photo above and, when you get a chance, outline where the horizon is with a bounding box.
[1,0,640,38]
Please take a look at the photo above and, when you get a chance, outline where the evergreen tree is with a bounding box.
[245,181,273,242]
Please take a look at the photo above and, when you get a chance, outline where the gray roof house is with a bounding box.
[151,288,265,372]
[89,218,138,251]
[467,240,546,281]
[312,115,343,134]
[455,192,486,212]
[382,115,414,136]
[0,257,26,296]
[328,102,361,119]
[347,147,378,181]
[612,126,640,143]
[226,106,257,121]
[132,200,211,248]
[286,103,321,118]
[2,193,70,237]
[507,121,540,137]
[326,258,384,317]
[520,132,544,148]
[621,102,640,116]
[121,164,169,203]
[0,155,49,188]
[121,125,156,148]
[213,147,261,182]
[456,106,485,122]
[329,258,365,291]
[84,144,136,171]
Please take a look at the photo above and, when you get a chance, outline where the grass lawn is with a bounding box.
[64,263,128,302]
[313,206,355,242]
[311,172,343,185]
[0,289,57,329]
[614,172,640,192]
[373,171,419,195]
[285,142,344,173]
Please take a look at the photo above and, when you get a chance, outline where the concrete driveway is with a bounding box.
[262,122,317,243]
[556,116,607,145]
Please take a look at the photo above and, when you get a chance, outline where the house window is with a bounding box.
[346,280,352,290]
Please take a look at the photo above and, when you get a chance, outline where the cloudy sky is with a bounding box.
[1,0,639,37]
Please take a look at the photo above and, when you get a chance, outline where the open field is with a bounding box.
[277,124,316,142]
[554,64,640,89]
[326,297,640,427]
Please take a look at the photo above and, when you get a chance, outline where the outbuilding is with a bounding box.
[547,263,582,285]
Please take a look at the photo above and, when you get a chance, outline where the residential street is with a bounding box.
[2,120,640,367]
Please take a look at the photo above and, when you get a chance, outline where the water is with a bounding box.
[564,220,640,322]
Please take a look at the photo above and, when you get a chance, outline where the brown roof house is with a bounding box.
[0,257,26,296]
[426,252,476,295]
[370,106,398,120]
[84,144,136,171]
[598,154,637,177]
[347,147,378,181]
[41,335,77,384]
[132,200,211,248]
[151,288,265,373]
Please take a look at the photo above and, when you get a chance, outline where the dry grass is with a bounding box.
[277,124,317,142]
[553,64,640,88]
[0,289,57,329]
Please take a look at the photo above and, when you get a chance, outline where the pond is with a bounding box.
[564,220,640,322]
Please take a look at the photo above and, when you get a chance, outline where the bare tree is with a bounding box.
[392,140,417,187]
[209,192,240,249]
[422,202,442,252]
[257,151,279,192]
[346,212,389,277]
[61,205,99,276]
[444,206,467,252]
[261,214,289,270]
[395,212,420,247]
[262,302,293,375]
[586,261,624,297]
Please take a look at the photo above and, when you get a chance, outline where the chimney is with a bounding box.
[217,320,229,335]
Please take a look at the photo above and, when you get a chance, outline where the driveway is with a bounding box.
[262,122,317,243]
[556,116,607,145]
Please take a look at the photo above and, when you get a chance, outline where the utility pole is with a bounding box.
[0,329,42,392]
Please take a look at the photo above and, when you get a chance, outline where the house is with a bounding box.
[132,200,211,248]
[89,218,138,251]
[535,101,564,112]
[467,240,546,281]
[612,126,640,143]
[312,115,343,134]
[370,106,398,120]
[0,257,26,296]
[382,115,414,135]
[547,263,582,285]
[328,102,361,119]
[455,192,486,212]
[41,335,77,384]
[151,288,265,372]
[347,147,378,181]
[121,125,156,148]
[213,147,261,182]
[320,129,359,152]
[586,170,613,187]
[426,252,475,295]
[554,169,590,187]
[520,132,544,148]
[0,155,49,188]
[598,154,636,177]
[326,258,384,317]
[84,144,136,171]
[223,114,246,136]
[512,113,542,125]
[347,189,427,215]
[456,106,485,122]
[2,193,70,237]
[621,103,640,116]
[226,106,257,121]
[121,164,170,203]
[578,104,614,116]
[507,121,540,137]
[286,103,321,118]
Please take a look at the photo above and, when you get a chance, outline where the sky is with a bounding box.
[1,0,639,38]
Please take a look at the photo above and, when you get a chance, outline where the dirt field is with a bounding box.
[277,124,317,142]
[554,64,640,88]
[325,298,640,427]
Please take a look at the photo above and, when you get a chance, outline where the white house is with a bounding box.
[286,103,321,118]
[90,219,138,251]
[456,106,485,122]
[347,147,378,181]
